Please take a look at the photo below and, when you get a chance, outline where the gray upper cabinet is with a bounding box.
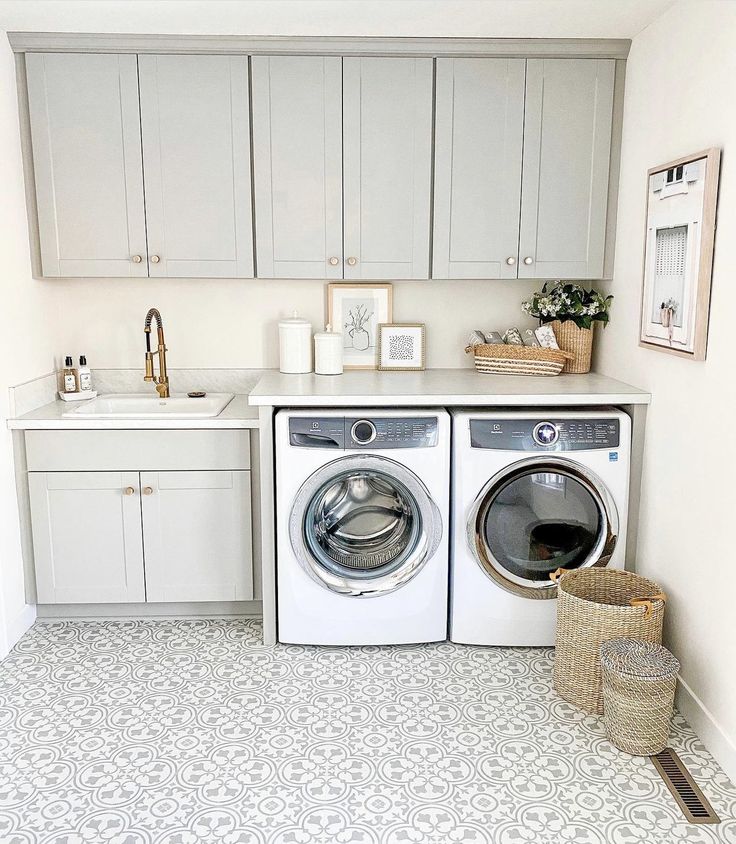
[433,58,526,279]
[343,58,433,280]
[518,59,615,279]
[24,49,619,282]
[252,56,343,279]
[26,53,148,278]
[138,55,254,278]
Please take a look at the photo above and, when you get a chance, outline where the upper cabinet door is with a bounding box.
[518,59,615,279]
[342,58,433,280]
[251,56,343,279]
[433,58,526,279]
[26,53,147,278]
[138,55,254,278]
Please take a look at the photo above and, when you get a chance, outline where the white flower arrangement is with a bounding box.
[522,281,613,330]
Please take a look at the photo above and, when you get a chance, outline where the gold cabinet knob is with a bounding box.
[523,256,534,265]
[150,255,161,264]
[131,255,142,264]
[124,486,135,496]
[328,257,339,266]
[506,256,516,266]
[346,256,357,266]
[143,486,154,495]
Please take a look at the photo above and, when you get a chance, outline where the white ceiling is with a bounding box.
[0,0,677,39]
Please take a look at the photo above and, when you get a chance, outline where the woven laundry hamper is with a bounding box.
[551,568,666,714]
[600,638,680,756]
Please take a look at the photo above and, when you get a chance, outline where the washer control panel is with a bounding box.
[470,418,620,451]
[346,417,439,449]
[289,416,439,449]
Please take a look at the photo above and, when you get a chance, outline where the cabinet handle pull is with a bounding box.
[506,257,516,266]
[523,256,534,265]
[346,256,358,266]
[143,486,154,495]
[150,255,161,264]
[131,255,142,264]
[328,256,340,266]
[124,486,135,496]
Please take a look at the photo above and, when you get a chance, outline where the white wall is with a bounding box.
[596,0,736,778]
[0,33,55,656]
[47,277,539,370]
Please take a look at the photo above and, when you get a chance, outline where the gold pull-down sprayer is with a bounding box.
[144,308,170,398]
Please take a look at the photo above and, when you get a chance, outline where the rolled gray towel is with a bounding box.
[503,327,524,345]
[467,330,487,347]
[483,330,504,344]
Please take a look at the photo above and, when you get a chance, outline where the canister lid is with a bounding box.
[279,310,312,329]
[314,323,343,341]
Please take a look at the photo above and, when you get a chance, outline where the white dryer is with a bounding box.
[276,409,450,645]
[450,408,631,646]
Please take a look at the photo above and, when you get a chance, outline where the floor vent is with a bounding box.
[651,748,721,824]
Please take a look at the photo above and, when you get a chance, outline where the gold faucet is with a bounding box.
[144,308,170,398]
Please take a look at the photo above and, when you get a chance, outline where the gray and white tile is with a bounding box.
[0,619,734,843]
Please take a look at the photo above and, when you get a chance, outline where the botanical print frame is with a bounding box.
[327,283,393,369]
[377,323,426,371]
[639,148,720,360]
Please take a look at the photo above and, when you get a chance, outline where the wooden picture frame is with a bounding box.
[639,148,721,360]
[377,323,426,371]
[326,283,393,370]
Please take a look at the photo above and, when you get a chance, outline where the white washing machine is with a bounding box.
[450,408,631,646]
[276,409,450,645]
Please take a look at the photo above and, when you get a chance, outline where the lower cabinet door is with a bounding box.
[29,471,146,603]
[140,471,253,602]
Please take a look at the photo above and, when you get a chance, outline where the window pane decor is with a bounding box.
[640,149,721,360]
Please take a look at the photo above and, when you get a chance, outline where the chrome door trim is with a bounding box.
[467,456,618,600]
[290,454,442,597]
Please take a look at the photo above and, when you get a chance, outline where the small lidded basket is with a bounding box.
[600,638,680,755]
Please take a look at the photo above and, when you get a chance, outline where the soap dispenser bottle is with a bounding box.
[78,355,92,392]
[62,356,78,393]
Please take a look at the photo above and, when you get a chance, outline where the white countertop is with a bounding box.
[7,394,259,430]
[247,369,651,407]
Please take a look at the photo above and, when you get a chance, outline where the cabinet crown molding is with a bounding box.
[7,32,631,59]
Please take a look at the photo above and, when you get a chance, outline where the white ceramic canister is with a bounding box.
[314,325,343,375]
[278,312,313,374]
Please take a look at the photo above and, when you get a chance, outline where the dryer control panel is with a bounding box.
[470,418,620,451]
[289,416,439,449]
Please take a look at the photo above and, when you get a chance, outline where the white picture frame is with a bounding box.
[327,283,393,370]
[377,323,426,371]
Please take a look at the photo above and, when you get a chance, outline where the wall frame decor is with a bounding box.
[327,283,393,369]
[377,323,426,371]
[639,147,721,360]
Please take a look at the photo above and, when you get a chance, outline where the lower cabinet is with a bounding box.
[29,471,146,604]
[140,471,252,602]
[26,431,254,605]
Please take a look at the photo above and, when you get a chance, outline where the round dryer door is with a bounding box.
[290,454,442,596]
[468,456,618,599]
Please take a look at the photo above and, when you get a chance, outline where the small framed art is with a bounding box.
[327,283,393,369]
[377,323,426,371]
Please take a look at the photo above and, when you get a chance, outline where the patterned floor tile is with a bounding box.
[0,618,734,843]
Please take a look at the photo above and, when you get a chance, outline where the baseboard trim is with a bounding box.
[36,600,263,620]
[676,675,736,784]
[5,603,37,650]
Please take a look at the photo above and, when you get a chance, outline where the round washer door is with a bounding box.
[467,456,618,599]
[290,454,443,597]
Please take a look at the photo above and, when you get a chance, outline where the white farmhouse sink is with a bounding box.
[63,393,234,419]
